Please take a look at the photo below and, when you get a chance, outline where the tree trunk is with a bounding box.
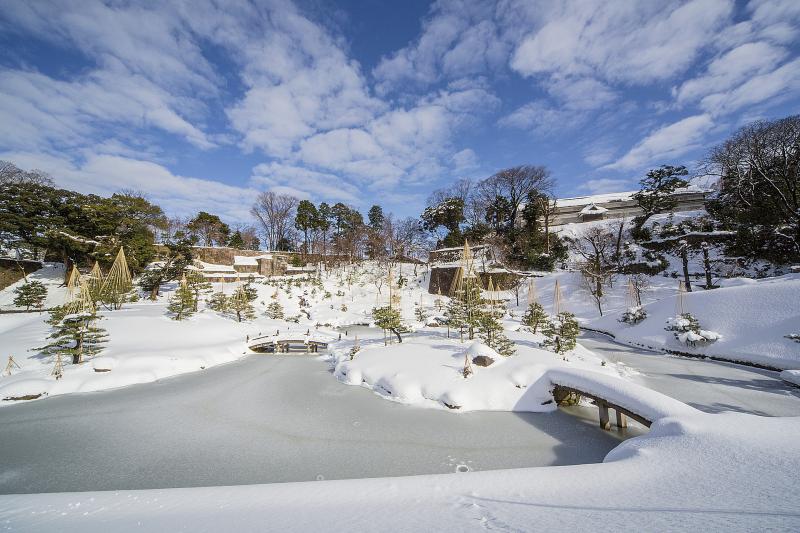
[702,247,713,289]
[681,247,692,292]
[390,328,402,343]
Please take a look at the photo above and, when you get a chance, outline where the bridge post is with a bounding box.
[598,401,611,430]
[616,410,627,429]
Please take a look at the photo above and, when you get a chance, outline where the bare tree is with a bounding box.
[569,227,617,316]
[251,192,299,251]
[477,165,553,230]
[0,160,54,186]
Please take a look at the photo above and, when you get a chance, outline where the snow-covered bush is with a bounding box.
[620,306,647,325]
[665,313,720,346]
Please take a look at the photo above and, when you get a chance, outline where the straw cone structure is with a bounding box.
[527,278,537,306]
[101,248,132,309]
[553,279,563,315]
[51,353,64,380]
[676,280,686,315]
[626,277,640,308]
[448,240,479,300]
[64,265,82,304]
[65,278,96,315]
[4,355,21,376]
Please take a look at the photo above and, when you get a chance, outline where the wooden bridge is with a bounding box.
[553,384,651,430]
[247,333,330,354]
[546,369,698,432]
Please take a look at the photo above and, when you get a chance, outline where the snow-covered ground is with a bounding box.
[1,257,799,530]
[586,274,800,370]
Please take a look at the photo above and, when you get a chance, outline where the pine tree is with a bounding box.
[372,305,407,343]
[39,308,108,364]
[207,292,229,312]
[522,302,548,333]
[541,312,579,354]
[168,275,196,320]
[13,280,47,311]
[476,312,516,356]
[414,304,428,322]
[100,247,133,310]
[229,285,256,322]
[445,297,468,341]
[185,270,213,311]
[265,300,285,319]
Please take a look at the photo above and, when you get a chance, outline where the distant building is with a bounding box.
[547,188,709,226]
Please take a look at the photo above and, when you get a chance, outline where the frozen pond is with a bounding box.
[0,352,635,494]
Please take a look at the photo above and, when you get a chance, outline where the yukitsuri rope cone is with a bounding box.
[627,277,641,308]
[101,248,132,310]
[552,279,563,315]
[4,355,21,376]
[675,280,687,316]
[64,265,82,304]
[86,261,104,304]
[65,278,96,315]
[527,278,536,306]
[51,353,64,380]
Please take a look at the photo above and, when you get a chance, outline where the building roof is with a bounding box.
[579,203,609,215]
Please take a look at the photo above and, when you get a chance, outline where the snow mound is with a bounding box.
[588,275,800,369]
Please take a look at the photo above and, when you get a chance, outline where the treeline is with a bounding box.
[419,165,567,270]
[248,192,428,262]
[1,113,796,278]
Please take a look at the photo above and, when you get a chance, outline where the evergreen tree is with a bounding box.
[445,296,468,341]
[168,276,196,320]
[476,312,516,356]
[414,304,428,322]
[452,279,484,340]
[229,285,256,322]
[13,280,47,311]
[631,165,689,234]
[265,300,285,319]
[227,230,245,249]
[522,302,548,333]
[39,308,107,364]
[207,292,229,312]
[372,305,407,343]
[185,270,213,311]
[541,312,580,354]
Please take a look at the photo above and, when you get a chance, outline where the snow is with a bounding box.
[331,328,626,412]
[0,262,67,310]
[782,369,800,387]
[579,202,608,214]
[1,398,798,531]
[587,274,800,370]
[1,259,800,530]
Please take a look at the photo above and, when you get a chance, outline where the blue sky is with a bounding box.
[1,0,798,223]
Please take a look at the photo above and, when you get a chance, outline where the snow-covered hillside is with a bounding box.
[587,274,800,369]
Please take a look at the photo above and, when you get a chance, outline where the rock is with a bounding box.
[472,355,495,367]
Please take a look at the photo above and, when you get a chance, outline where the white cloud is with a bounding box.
[373,1,508,92]
[604,114,715,170]
[250,162,361,204]
[698,57,800,116]
[579,178,634,195]
[675,41,788,106]
[1,151,256,221]
[510,0,733,85]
